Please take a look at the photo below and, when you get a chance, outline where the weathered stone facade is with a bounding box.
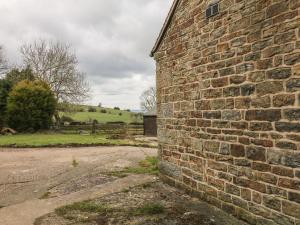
[152,0,300,224]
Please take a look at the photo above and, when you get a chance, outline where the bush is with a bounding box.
[5,66,35,86]
[114,107,120,110]
[0,79,12,127]
[119,112,122,116]
[60,115,74,123]
[100,109,107,113]
[88,106,97,112]
[7,80,56,132]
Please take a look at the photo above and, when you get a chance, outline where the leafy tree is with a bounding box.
[5,66,35,86]
[7,80,56,131]
[100,109,107,113]
[88,106,97,112]
[0,79,12,128]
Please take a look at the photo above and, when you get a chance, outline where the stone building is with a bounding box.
[151,0,300,224]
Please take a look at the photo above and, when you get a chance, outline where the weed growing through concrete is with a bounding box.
[72,159,79,167]
[104,156,159,178]
[39,191,51,199]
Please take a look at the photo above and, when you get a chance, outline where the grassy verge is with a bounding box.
[0,133,154,148]
[106,156,159,177]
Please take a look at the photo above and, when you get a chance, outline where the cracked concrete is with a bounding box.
[0,146,157,224]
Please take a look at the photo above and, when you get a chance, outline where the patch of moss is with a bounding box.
[55,201,109,217]
[39,191,51,199]
[131,202,165,216]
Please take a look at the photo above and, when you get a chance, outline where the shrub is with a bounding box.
[119,112,122,116]
[100,109,107,113]
[60,115,74,123]
[0,79,12,127]
[5,66,35,86]
[88,106,97,112]
[7,80,56,132]
[114,107,120,110]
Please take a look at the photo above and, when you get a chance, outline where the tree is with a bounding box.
[0,79,12,128]
[0,46,8,76]
[88,106,97,112]
[140,87,156,113]
[5,66,35,86]
[7,80,56,131]
[20,39,89,103]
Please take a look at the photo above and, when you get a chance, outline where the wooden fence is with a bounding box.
[58,123,144,135]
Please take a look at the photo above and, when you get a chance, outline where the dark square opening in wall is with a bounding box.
[206,2,219,18]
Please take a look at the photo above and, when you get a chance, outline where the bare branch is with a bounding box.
[20,40,90,103]
[0,46,8,77]
[140,86,157,113]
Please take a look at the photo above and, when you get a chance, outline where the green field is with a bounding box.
[60,105,142,124]
[0,133,145,148]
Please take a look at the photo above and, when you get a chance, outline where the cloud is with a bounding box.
[0,0,173,109]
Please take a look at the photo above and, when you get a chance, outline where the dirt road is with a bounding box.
[0,146,157,207]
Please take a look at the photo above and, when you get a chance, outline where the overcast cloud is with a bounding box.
[0,0,172,109]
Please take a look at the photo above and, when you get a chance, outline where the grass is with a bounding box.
[39,191,51,199]
[60,106,142,124]
[0,133,141,148]
[54,201,164,223]
[72,159,79,167]
[125,156,159,175]
[131,202,165,215]
[55,201,109,217]
[106,156,159,178]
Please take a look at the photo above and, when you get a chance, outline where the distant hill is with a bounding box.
[59,105,143,124]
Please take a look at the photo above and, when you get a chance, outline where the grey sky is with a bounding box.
[0,0,173,109]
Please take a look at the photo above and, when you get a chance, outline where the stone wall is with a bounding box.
[153,0,300,224]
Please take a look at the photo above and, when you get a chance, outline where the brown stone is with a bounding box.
[256,81,284,96]
[248,71,265,82]
[249,122,273,131]
[272,166,294,178]
[266,67,292,79]
[230,75,246,84]
[282,200,300,219]
[245,109,281,121]
[266,1,289,18]
[246,146,266,162]
[230,144,245,157]
[288,192,300,204]
[273,94,295,107]
[263,195,281,211]
[251,96,271,108]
